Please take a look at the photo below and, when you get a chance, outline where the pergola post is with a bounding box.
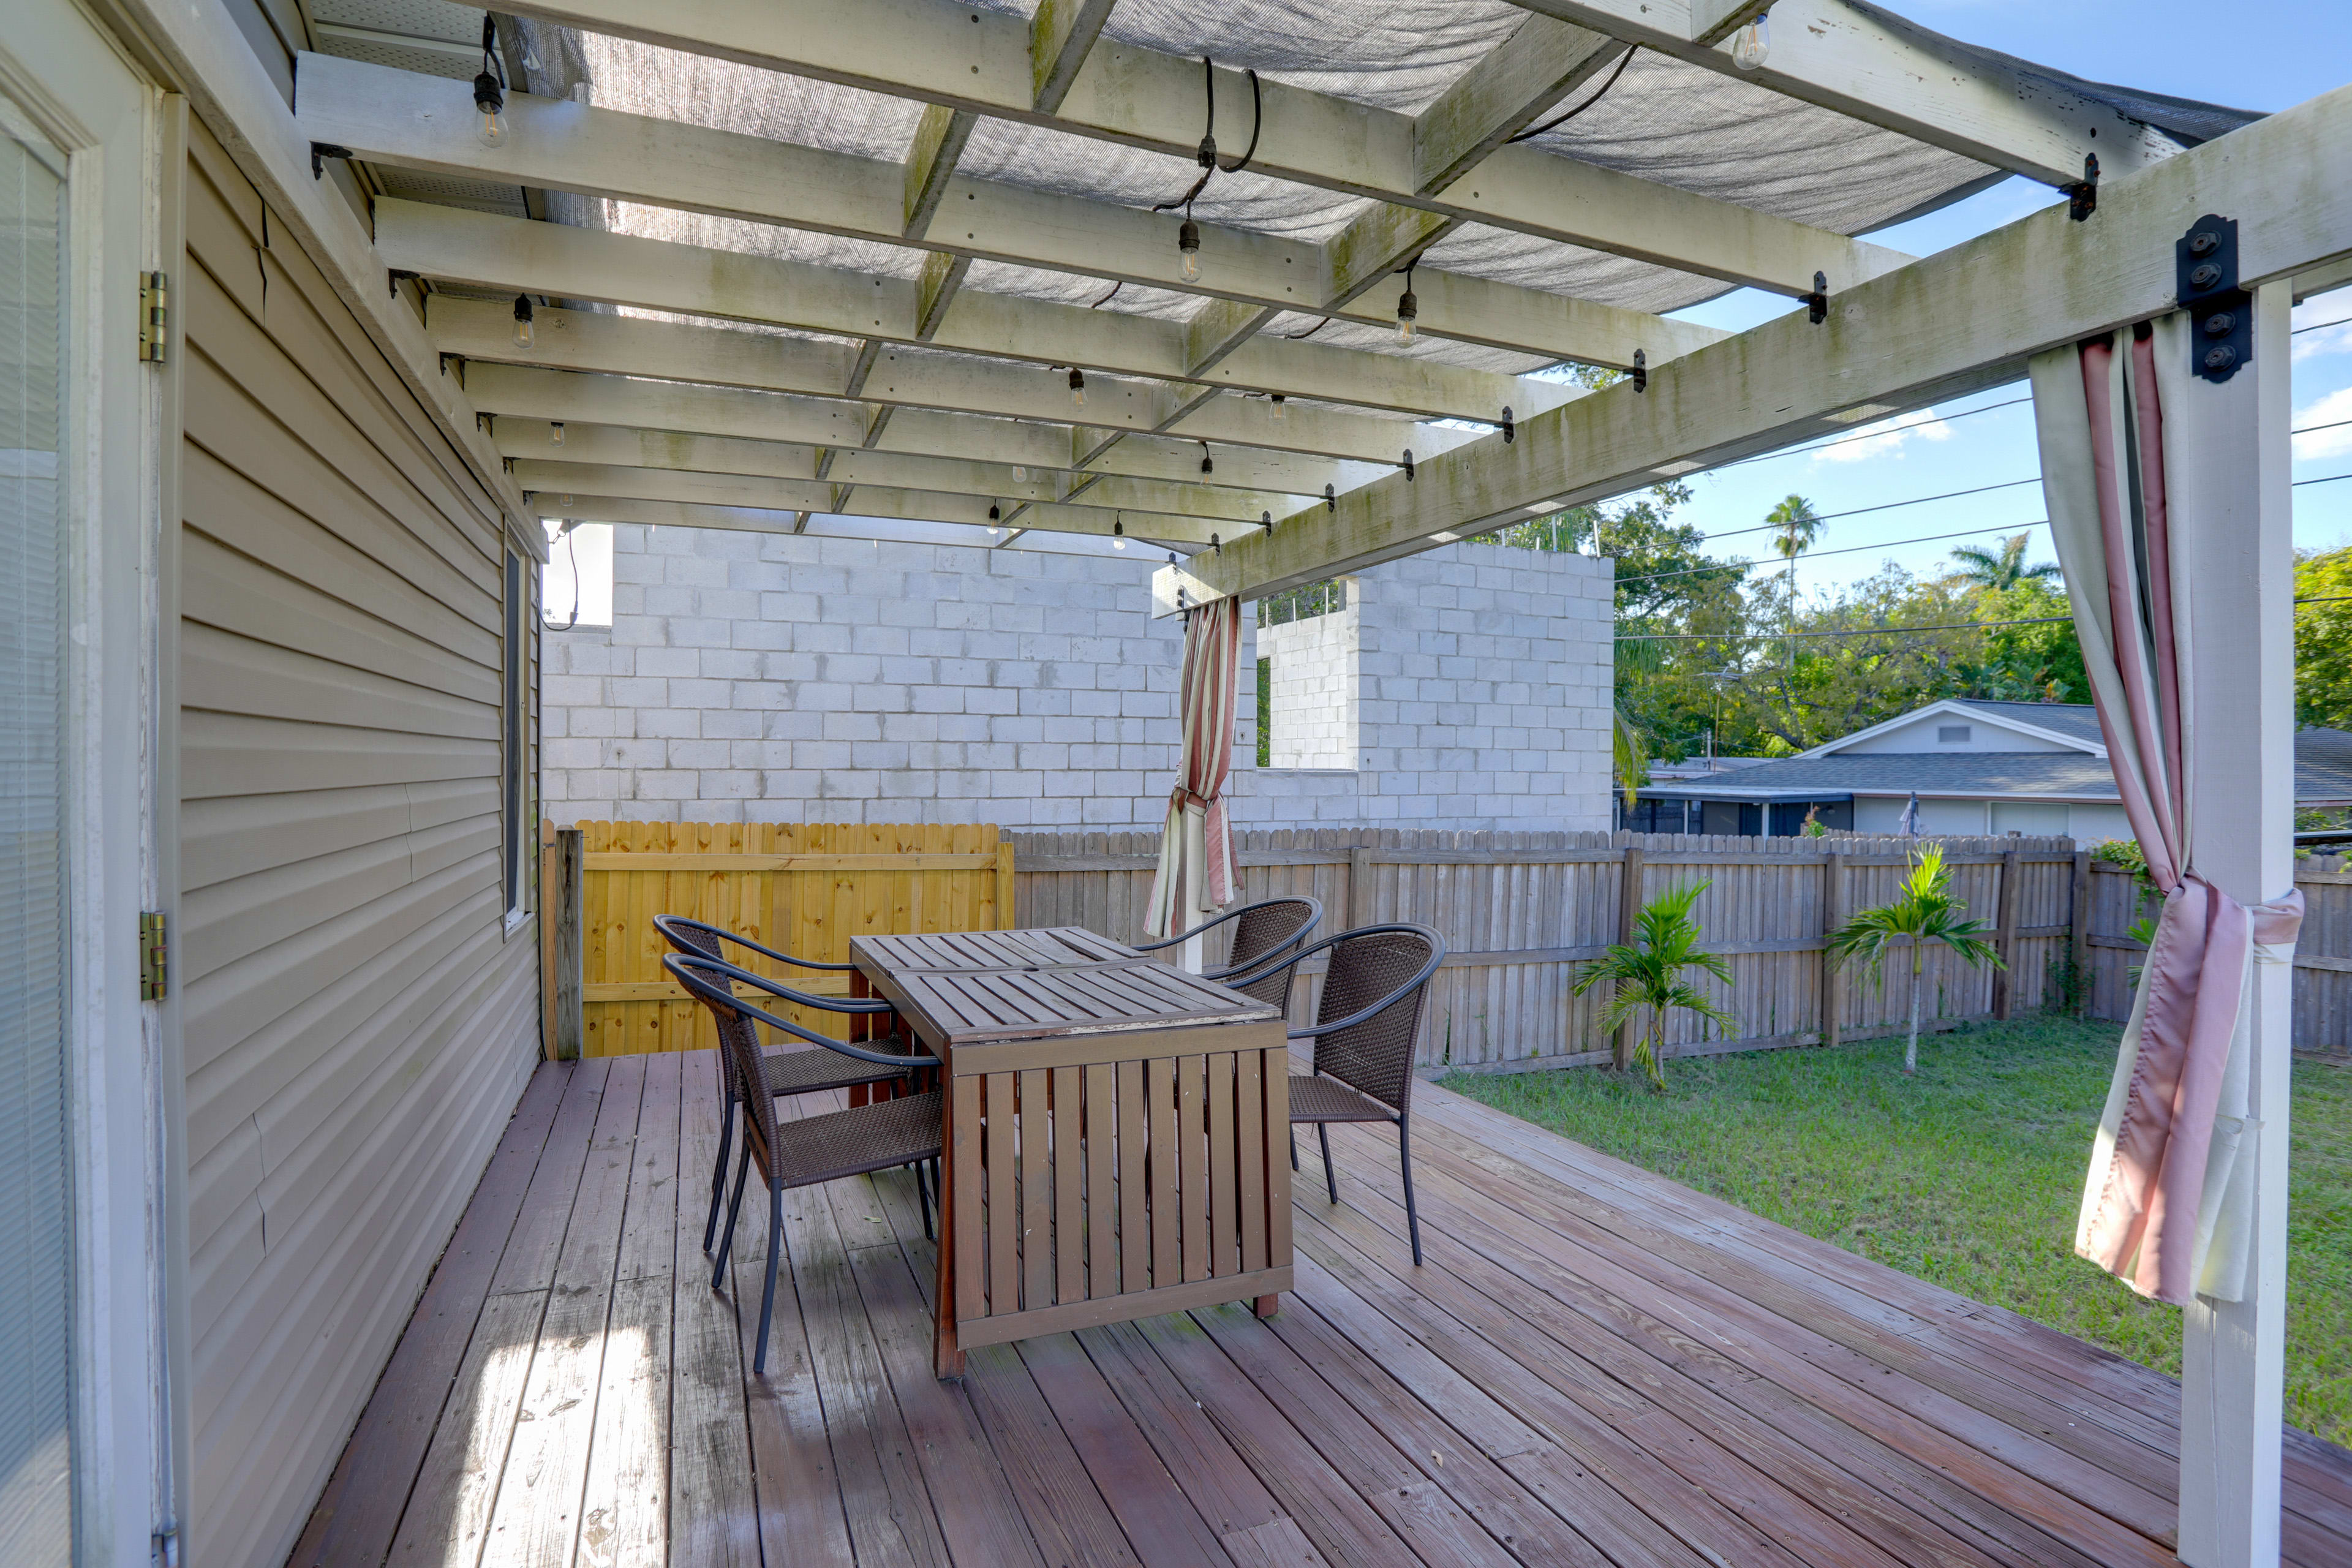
[2172,277,2296,1568]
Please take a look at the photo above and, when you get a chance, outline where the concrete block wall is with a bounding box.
[1261,594,1359,771]
[541,526,1614,831]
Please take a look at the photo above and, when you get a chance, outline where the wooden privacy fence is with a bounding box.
[540,821,1013,1058]
[1013,829,2084,1075]
[2084,851,2352,1057]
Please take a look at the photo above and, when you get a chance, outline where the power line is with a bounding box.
[1616,595,2352,643]
[1709,397,2032,470]
[1692,477,2043,543]
[1616,521,2049,588]
[2297,472,2351,489]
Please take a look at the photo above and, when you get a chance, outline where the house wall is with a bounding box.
[1833,714,2084,754]
[1850,794,2132,845]
[541,526,1615,831]
[1261,594,1359,770]
[176,121,541,1568]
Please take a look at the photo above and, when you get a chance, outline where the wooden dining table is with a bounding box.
[850,927,1294,1378]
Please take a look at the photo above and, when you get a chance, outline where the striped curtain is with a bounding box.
[1145,598,1240,940]
[2032,319,2300,1305]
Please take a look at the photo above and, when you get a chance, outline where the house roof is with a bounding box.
[1946,700,2107,749]
[1649,728,2352,807]
[1802,696,2106,758]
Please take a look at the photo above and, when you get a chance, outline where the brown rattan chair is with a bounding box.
[1243,923,1444,1265]
[1133,895,1323,1012]
[654,914,926,1255]
[666,950,944,1374]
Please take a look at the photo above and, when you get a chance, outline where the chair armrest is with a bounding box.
[665,953,939,1068]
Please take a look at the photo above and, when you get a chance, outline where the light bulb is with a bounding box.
[1178,217,1202,283]
[1732,16,1769,71]
[1114,535,1126,550]
[549,421,565,447]
[1068,368,1086,409]
[1011,465,1028,483]
[1112,519,1126,549]
[510,293,535,350]
[1396,318,1416,347]
[1270,394,1287,425]
[473,72,508,148]
[1395,285,1418,347]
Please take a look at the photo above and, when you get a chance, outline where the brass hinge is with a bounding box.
[140,911,168,1001]
[139,270,169,363]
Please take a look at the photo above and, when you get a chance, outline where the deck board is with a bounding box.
[296,1060,2352,1567]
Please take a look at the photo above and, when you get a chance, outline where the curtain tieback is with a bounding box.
[1169,785,1216,814]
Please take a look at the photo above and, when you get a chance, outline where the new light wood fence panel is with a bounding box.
[571,820,1012,1055]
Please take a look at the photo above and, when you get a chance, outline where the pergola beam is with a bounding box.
[296,53,1722,368]
[374,198,1581,428]
[489,3,1907,297]
[1504,0,2191,187]
[1410,15,1621,195]
[532,490,1218,545]
[496,420,1310,524]
[461,361,1395,496]
[1157,83,2352,608]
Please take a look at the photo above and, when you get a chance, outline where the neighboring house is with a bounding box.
[1627,698,2352,844]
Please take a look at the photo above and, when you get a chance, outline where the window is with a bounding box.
[1254,655,1271,765]
[1259,576,1344,626]
[1937,725,1972,744]
[541,519,612,628]
[503,549,529,921]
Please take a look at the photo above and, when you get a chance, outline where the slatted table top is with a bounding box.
[851,931,1276,1048]
[852,925,1137,974]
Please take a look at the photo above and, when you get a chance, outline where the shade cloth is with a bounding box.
[2030,317,2301,1306]
[1145,597,1241,940]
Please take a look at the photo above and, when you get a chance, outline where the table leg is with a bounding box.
[933,1077,966,1379]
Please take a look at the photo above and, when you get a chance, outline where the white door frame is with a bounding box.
[0,7,176,1565]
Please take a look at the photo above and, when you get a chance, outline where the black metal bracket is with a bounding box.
[1801,270,1828,325]
[310,142,352,180]
[388,267,418,298]
[2064,154,2099,222]
[2177,214,2251,383]
[1401,448,1415,480]
[1631,348,1647,394]
[1500,404,1515,444]
[1322,484,1336,512]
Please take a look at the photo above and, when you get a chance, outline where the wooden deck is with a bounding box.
[290,1052,2352,1568]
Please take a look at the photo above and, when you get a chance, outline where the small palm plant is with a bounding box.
[1574,881,1738,1090]
[1826,845,2004,1074]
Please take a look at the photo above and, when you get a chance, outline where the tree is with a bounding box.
[2295,547,2352,729]
[1825,846,2004,1074]
[1766,495,1822,668]
[1572,881,1738,1090]
[1948,532,2061,592]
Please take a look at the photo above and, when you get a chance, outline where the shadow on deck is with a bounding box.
[289,1050,2352,1567]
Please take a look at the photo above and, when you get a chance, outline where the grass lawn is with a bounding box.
[1440,1018,2352,1447]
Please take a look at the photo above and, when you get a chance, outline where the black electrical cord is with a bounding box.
[479,15,507,91]
[1285,316,1333,341]
[543,525,582,631]
[1152,59,1262,213]
[1089,279,1124,309]
[1507,45,1636,143]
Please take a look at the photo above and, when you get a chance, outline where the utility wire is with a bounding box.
[1615,522,2050,588]
[1618,596,2352,643]
[1691,478,2042,543]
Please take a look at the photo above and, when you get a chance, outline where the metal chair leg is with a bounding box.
[712,1142,752,1287]
[1289,1128,1298,1170]
[1398,1114,1423,1267]
[703,1095,736,1254]
[754,1183,783,1374]
[1317,1123,1338,1205]
[915,1157,934,1240]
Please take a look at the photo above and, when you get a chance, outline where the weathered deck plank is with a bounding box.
[299,1055,2352,1568]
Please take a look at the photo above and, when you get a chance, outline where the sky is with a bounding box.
[1651,1,2351,602]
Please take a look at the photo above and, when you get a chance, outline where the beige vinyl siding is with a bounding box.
[176,119,540,1568]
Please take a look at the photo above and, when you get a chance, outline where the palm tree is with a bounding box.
[1948,532,2061,592]
[1573,881,1738,1090]
[1766,496,1822,666]
[1611,704,1648,818]
[1826,846,2003,1074]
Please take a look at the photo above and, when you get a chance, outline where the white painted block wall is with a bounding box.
[541,525,1615,831]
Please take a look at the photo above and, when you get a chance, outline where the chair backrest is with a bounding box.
[672,954,776,1158]
[1223,897,1321,1012]
[654,914,740,1104]
[1310,925,1441,1115]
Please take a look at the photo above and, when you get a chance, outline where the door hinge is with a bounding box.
[140,911,168,1001]
[139,270,170,363]
[154,1523,180,1568]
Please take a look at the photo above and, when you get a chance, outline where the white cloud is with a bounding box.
[2294,318,2352,364]
[2295,386,2352,463]
[1810,411,1954,464]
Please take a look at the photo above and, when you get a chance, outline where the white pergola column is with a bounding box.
[2173,277,2297,1568]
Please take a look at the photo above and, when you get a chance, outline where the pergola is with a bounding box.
[131,1,2351,1562]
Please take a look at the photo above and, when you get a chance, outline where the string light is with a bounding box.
[1112,516,1126,549]
[1200,442,1213,476]
[472,18,509,148]
[1178,209,1202,283]
[549,421,565,447]
[510,294,535,350]
[1011,464,1028,482]
[1395,261,1419,347]
[1068,368,1086,409]
[1731,12,1770,71]
[1270,394,1287,425]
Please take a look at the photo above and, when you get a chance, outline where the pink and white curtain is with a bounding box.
[1145,597,1241,940]
[2031,318,2301,1306]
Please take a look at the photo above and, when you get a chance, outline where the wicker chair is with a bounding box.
[1133,895,1323,1012]
[666,950,944,1374]
[1244,923,1444,1264]
[654,915,927,1255]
